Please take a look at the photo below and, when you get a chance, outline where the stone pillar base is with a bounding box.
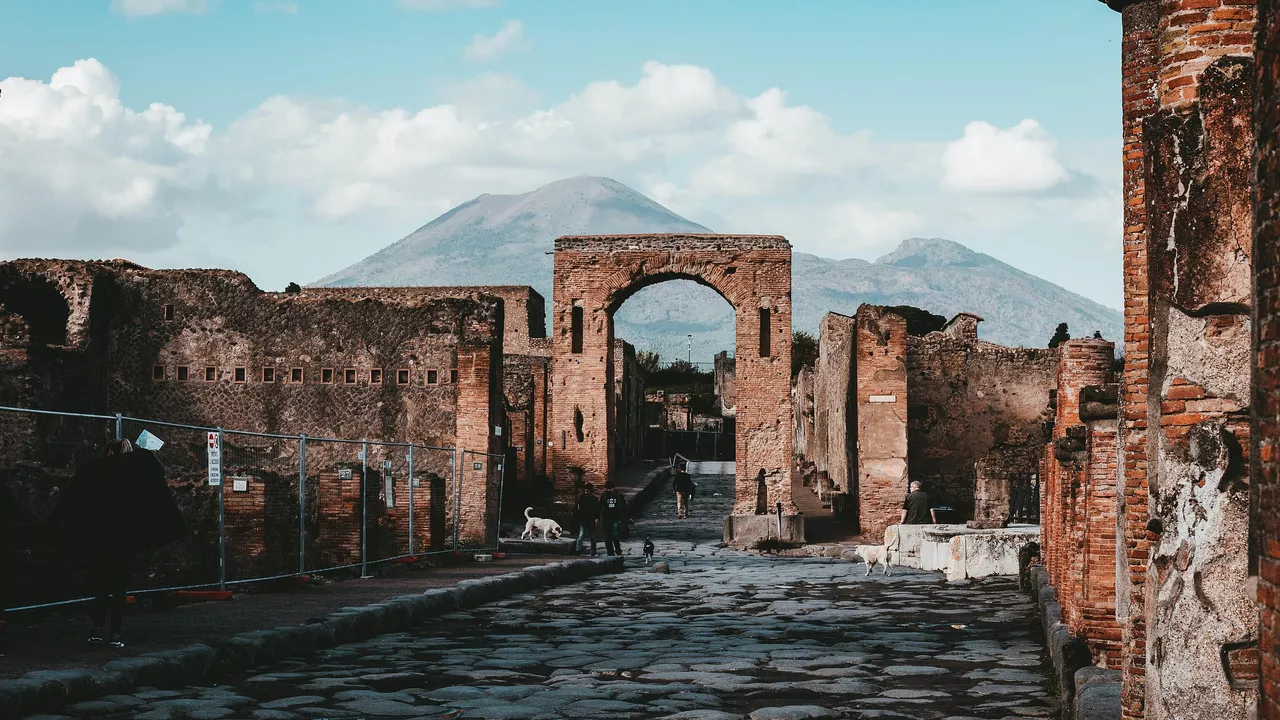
[723,514,805,548]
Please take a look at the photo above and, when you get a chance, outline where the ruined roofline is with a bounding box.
[555,233,791,251]
[907,333,1057,356]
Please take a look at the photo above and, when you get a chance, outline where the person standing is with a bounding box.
[48,439,183,648]
[598,481,628,557]
[672,465,695,519]
[574,483,601,556]
[899,480,938,525]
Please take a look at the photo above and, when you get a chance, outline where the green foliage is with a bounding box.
[1049,322,1070,349]
[637,350,661,373]
[792,331,818,378]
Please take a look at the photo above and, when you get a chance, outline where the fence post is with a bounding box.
[217,427,226,590]
[360,440,369,578]
[407,444,415,557]
[452,449,460,549]
[114,413,122,441]
[298,434,307,575]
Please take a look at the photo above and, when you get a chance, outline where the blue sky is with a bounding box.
[0,1,1125,307]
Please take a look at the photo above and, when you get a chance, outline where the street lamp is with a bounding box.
[687,334,692,365]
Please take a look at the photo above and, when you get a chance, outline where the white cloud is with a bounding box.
[941,119,1070,194]
[110,0,208,17]
[0,57,1118,302]
[398,0,498,9]
[253,1,298,13]
[0,59,213,254]
[464,20,530,61]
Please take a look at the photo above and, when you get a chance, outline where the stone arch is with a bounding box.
[551,234,796,524]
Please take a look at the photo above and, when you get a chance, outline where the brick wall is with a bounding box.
[551,234,793,516]
[1083,418,1122,667]
[1255,1,1280,716]
[854,305,908,539]
[613,339,645,465]
[715,350,737,416]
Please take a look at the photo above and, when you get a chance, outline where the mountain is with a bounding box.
[315,176,1123,361]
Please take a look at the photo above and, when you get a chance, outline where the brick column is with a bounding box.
[1083,414,1123,667]
[1253,1,1280,716]
[317,468,363,568]
[854,305,909,540]
[1115,3,1161,716]
[456,341,502,545]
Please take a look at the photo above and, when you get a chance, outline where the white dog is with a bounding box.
[854,544,892,576]
[520,507,563,541]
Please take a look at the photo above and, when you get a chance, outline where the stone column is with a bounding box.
[456,342,503,545]
[854,305,909,540]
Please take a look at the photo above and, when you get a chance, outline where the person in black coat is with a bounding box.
[598,481,628,557]
[48,439,184,648]
[672,465,696,519]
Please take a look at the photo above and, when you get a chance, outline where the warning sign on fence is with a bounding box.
[207,432,222,486]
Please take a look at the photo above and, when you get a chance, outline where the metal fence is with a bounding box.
[1009,473,1041,524]
[0,405,486,614]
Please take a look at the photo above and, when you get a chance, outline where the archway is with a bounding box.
[551,234,797,535]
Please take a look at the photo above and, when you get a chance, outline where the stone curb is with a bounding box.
[0,557,623,719]
[626,465,673,517]
[1026,565,1120,720]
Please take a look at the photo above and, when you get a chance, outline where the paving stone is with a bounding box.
[748,706,842,719]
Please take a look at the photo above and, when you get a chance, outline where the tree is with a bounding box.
[637,350,660,374]
[1049,323,1070,349]
[284,282,302,294]
[792,331,818,378]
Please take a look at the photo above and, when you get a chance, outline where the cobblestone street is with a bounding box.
[73,476,1056,720]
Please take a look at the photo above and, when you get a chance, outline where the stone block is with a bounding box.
[722,514,805,548]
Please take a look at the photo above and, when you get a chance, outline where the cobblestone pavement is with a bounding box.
[63,476,1057,720]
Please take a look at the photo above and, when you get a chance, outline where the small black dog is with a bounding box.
[642,537,655,564]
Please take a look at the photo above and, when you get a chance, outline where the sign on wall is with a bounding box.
[869,395,898,404]
[232,478,248,492]
[473,461,483,471]
[339,468,353,480]
[207,432,221,486]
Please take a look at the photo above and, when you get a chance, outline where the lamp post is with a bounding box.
[687,334,692,365]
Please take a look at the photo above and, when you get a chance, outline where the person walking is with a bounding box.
[598,481,628,557]
[574,483,601,556]
[672,465,696,519]
[48,438,183,648]
[899,480,938,525]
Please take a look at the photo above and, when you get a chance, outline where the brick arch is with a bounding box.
[551,234,796,522]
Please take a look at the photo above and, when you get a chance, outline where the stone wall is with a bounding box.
[906,317,1056,518]
[0,260,507,601]
[551,234,793,516]
[815,313,856,498]
[714,350,737,417]
[1255,1,1280,717]
[613,339,645,465]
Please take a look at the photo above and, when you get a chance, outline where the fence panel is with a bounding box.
[2,406,464,613]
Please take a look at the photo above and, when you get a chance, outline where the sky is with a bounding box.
[0,0,1125,308]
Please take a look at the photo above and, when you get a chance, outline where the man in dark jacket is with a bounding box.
[899,480,937,525]
[598,481,628,557]
[49,439,183,648]
[673,465,695,519]
[574,483,601,556]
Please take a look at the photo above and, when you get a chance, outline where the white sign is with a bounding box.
[206,432,221,486]
[233,478,248,492]
[339,468,353,480]
[869,395,898,404]
[136,429,164,451]
[473,461,484,471]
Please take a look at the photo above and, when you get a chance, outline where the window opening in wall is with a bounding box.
[262,367,276,383]
[370,368,383,384]
[759,307,771,357]
[152,365,166,381]
[290,367,303,383]
[321,368,334,384]
[450,369,458,384]
[176,366,189,382]
[205,366,217,382]
[427,369,439,385]
[163,304,174,321]
[571,301,584,354]
[344,368,357,384]
[397,369,410,385]
[234,367,247,383]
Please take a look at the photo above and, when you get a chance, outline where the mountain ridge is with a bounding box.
[314,176,1122,360]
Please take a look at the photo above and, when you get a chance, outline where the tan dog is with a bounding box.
[854,544,892,576]
[520,507,563,541]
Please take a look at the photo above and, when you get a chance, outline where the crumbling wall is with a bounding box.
[906,321,1056,518]
[1105,2,1260,717]
[854,305,908,539]
[714,350,736,417]
[815,313,856,496]
[792,366,814,463]
[613,339,645,465]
